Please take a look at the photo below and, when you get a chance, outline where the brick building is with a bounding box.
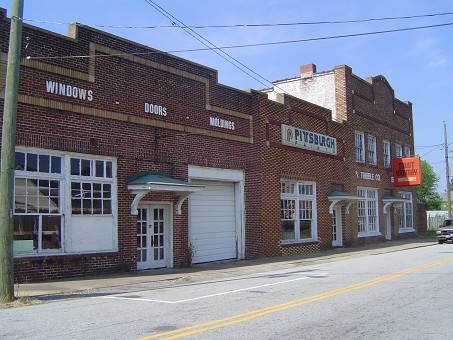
[262,63,419,252]
[1,9,421,282]
[0,8,264,282]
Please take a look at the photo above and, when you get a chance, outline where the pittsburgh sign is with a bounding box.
[392,156,422,187]
[281,124,337,155]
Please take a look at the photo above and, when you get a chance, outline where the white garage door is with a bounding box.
[189,180,237,264]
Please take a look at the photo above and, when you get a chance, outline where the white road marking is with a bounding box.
[97,272,329,304]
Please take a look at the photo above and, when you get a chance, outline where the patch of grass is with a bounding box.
[0,296,39,309]
[426,228,438,239]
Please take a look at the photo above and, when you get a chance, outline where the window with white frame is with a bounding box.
[355,131,365,163]
[396,192,414,231]
[70,158,113,215]
[280,180,317,243]
[404,146,411,157]
[357,188,379,236]
[368,135,377,165]
[395,143,403,158]
[383,140,391,168]
[13,148,117,255]
[13,151,63,253]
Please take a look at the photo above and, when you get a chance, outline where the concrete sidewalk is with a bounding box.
[15,238,437,299]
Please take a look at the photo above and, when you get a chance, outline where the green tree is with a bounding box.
[416,160,443,210]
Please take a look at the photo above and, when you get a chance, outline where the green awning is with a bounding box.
[127,172,204,215]
[127,171,203,189]
[327,189,363,214]
[382,194,411,214]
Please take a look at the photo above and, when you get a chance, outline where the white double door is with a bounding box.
[136,204,171,270]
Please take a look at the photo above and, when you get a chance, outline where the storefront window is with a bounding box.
[397,192,414,231]
[70,158,113,215]
[13,151,62,253]
[280,180,317,243]
[357,187,379,236]
[13,149,117,255]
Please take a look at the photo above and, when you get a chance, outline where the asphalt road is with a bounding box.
[1,240,451,339]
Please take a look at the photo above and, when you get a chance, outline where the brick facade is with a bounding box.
[1,9,420,282]
[262,63,419,254]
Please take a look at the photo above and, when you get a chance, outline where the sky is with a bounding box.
[2,0,453,192]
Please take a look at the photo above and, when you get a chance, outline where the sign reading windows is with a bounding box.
[280,180,317,243]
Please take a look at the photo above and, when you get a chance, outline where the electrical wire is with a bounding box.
[25,21,453,60]
[20,11,453,30]
[415,143,444,149]
[142,0,291,94]
[166,22,453,52]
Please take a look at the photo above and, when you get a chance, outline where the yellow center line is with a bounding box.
[138,256,453,340]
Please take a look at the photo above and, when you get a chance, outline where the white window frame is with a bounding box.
[395,143,403,158]
[404,146,411,157]
[396,192,414,232]
[13,150,64,254]
[368,135,377,165]
[357,187,380,237]
[280,180,317,243]
[13,147,117,257]
[355,131,365,163]
[383,140,391,168]
[70,157,113,215]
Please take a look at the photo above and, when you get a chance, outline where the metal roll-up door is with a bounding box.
[189,180,237,264]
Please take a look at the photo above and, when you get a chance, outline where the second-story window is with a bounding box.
[355,131,365,163]
[395,144,403,158]
[404,146,411,157]
[383,140,391,168]
[368,135,377,165]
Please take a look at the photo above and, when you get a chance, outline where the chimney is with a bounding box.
[300,63,317,75]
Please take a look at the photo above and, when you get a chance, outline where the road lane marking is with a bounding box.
[99,273,328,303]
[137,256,453,340]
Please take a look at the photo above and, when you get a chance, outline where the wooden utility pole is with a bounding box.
[0,0,24,303]
[445,122,451,219]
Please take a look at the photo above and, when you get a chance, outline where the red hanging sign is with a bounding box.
[392,156,421,187]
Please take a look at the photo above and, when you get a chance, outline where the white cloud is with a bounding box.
[408,37,448,68]
[427,57,447,68]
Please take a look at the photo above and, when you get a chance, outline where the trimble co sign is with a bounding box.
[281,124,337,155]
[392,156,422,187]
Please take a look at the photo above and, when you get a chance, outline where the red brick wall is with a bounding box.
[335,65,417,246]
[1,14,261,282]
[0,9,419,282]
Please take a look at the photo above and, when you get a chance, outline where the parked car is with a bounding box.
[437,219,453,244]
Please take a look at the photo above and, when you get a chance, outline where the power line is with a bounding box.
[166,22,453,52]
[415,143,444,149]
[20,11,453,30]
[25,21,453,61]
[141,0,276,92]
